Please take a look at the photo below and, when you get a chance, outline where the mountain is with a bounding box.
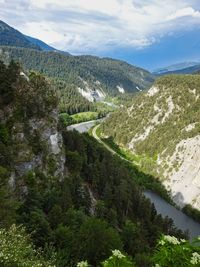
[153,62,200,75]
[100,74,200,210]
[0,20,70,55]
[0,20,154,105]
[161,64,200,75]
[0,60,182,266]
[0,46,154,102]
[0,20,41,50]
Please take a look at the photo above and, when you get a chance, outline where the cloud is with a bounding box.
[22,21,64,44]
[166,6,200,21]
[0,0,200,54]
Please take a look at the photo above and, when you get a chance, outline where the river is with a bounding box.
[144,191,200,240]
[66,120,99,133]
[67,120,200,240]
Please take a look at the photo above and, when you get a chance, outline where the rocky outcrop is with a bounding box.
[162,135,200,209]
[10,109,66,180]
[0,64,66,189]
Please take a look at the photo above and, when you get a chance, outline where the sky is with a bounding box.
[1,0,200,70]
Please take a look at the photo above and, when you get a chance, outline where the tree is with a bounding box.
[0,224,55,266]
[152,235,200,267]
[0,166,18,227]
[77,217,123,266]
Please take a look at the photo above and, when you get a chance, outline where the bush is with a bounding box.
[152,235,200,267]
[0,224,55,266]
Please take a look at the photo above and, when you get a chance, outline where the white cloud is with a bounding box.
[21,21,64,44]
[1,0,200,53]
[166,7,200,21]
[30,0,121,16]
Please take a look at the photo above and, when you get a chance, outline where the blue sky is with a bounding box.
[0,0,200,70]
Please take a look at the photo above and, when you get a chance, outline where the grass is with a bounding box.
[60,111,102,127]
[71,111,99,123]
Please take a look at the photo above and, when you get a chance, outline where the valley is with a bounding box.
[1,16,200,267]
[100,75,200,218]
[67,118,200,240]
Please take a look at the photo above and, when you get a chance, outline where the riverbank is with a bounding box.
[67,119,200,239]
[92,124,172,203]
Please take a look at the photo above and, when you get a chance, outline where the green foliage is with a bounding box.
[65,151,83,173]
[0,59,63,176]
[152,235,200,267]
[95,127,172,202]
[55,79,93,114]
[59,111,101,127]
[101,74,200,178]
[77,218,123,266]
[0,60,189,267]
[183,204,200,224]
[0,46,154,95]
[0,224,55,266]
[0,46,154,115]
[76,236,200,267]
[102,250,136,267]
[0,166,18,227]
[0,60,19,106]
[0,124,10,144]
[10,130,184,267]
[59,113,74,126]
[71,111,100,123]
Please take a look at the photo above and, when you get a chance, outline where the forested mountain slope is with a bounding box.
[0,61,184,266]
[101,75,200,210]
[0,45,154,98]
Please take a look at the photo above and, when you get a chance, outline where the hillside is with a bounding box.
[0,61,184,266]
[0,45,154,98]
[100,74,200,210]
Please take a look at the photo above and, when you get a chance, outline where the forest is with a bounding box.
[0,61,193,266]
[0,45,154,116]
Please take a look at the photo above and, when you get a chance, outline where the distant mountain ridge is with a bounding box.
[154,62,200,75]
[0,20,154,101]
[0,20,41,50]
[0,20,70,55]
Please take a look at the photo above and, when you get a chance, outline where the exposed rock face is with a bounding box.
[1,105,65,186]
[0,67,66,188]
[11,109,65,179]
[77,78,106,102]
[163,135,200,209]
